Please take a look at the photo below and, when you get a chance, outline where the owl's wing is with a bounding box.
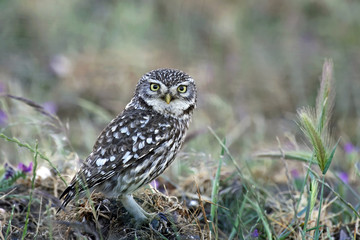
[59,108,179,210]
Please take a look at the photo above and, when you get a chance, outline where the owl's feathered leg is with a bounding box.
[120,194,155,224]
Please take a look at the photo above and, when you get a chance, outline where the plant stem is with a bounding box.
[302,187,312,239]
[22,142,38,240]
[0,133,67,185]
[5,204,15,239]
[297,153,315,213]
[314,175,325,239]
[210,140,224,239]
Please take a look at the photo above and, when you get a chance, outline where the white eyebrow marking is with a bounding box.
[175,81,190,86]
[148,79,163,84]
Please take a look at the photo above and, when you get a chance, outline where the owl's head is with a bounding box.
[128,69,197,119]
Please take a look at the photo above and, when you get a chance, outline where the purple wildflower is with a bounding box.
[290,169,300,179]
[344,142,357,154]
[338,171,349,184]
[251,229,259,238]
[17,162,33,173]
[0,110,8,127]
[4,163,15,179]
[42,102,58,115]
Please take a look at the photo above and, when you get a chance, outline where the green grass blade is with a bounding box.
[210,139,225,239]
[255,150,314,163]
[249,196,272,239]
[314,175,325,239]
[21,142,39,240]
[208,127,242,176]
[320,179,360,219]
[322,138,340,174]
[228,192,248,240]
[0,133,67,185]
[5,204,16,239]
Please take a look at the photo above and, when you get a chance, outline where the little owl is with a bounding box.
[59,68,197,223]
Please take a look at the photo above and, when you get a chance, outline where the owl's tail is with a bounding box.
[57,185,76,213]
[57,172,88,213]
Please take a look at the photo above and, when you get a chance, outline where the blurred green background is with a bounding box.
[1,0,360,174]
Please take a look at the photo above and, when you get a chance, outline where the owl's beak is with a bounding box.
[164,93,172,104]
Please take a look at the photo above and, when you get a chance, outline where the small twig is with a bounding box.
[4,94,76,153]
[195,181,210,240]
[35,196,43,238]
[267,215,297,236]
[5,94,60,124]
[203,200,229,211]
[0,187,17,200]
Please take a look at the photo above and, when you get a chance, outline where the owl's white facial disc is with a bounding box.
[126,68,197,119]
[144,79,195,118]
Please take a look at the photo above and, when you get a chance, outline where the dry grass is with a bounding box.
[57,189,205,240]
[1,157,360,239]
[1,175,209,240]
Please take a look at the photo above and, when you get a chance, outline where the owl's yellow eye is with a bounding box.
[150,83,160,91]
[177,85,187,93]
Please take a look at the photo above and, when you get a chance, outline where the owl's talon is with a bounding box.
[150,212,170,230]
[157,212,168,222]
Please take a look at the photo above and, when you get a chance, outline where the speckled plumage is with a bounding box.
[59,69,197,222]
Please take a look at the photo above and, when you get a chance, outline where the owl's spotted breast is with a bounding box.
[78,108,187,194]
